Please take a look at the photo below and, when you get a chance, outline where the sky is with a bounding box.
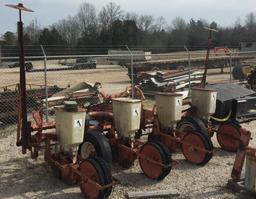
[1,0,256,35]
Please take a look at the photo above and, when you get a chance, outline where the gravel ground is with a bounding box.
[0,120,256,199]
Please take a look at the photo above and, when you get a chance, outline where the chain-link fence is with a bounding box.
[1,44,256,130]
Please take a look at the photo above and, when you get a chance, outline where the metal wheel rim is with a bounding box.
[217,124,240,152]
[139,143,164,179]
[80,141,96,160]
[79,160,101,199]
[181,133,207,164]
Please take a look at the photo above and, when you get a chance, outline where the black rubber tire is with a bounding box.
[25,62,33,71]
[176,116,208,138]
[199,128,214,150]
[152,140,172,180]
[181,131,213,166]
[176,116,214,149]
[78,130,112,164]
[94,157,113,198]
[81,158,108,199]
[199,131,213,165]
[139,141,171,181]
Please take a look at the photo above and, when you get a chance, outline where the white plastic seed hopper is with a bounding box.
[155,92,183,128]
[112,98,142,138]
[191,88,217,118]
[55,103,86,151]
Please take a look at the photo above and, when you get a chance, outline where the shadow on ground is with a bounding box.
[0,157,83,199]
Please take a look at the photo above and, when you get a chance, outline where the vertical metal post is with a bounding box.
[0,45,2,67]
[40,45,49,122]
[6,3,34,153]
[201,27,218,88]
[229,49,233,82]
[17,12,29,150]
[125,45,134,98]
[201,31,212,88]
[184,46,191,95]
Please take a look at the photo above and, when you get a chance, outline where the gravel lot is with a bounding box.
[0,121,256,199]
[0,66,256,199]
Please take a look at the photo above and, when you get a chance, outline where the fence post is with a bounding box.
[40,45,49,122]
[229,49,233,83]
[125,45,134,99]
[184,46,191,96]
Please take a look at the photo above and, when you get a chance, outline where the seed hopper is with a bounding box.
[85,86,251,166]
[176,87,251,153]
[84,91,213,167]
[82,98,172,180]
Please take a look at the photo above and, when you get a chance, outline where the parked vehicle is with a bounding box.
[73,57,97,69]
[8,61,33,71]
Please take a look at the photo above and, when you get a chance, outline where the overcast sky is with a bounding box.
[1,0,256,35]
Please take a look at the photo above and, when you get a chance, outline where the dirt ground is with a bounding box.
[0,65,256,199]
[0,64,130,94]
[1,122,256,199]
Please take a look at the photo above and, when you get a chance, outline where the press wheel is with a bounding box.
[79,158,108,199]
[94,157,113,198]
[78,130,112,164]
[176,116,209,138]
[217,123,240,152]
[153,141,172,180]
[139,141,171,180]
[181,132,212,165]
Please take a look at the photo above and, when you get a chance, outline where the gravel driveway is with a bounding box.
[0,120,256,199]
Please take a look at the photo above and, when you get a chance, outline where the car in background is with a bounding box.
[8,61,33,71]
[73,57,97,69]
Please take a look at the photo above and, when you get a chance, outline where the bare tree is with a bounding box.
[99,2,122,29]
[153,16,167,32]
[169,17,188,46]
[24,18,41,44]
[244,12,256,41]
[245,12,256,29]
[54,16,80,45]
[124,12,139,22]
[77,2,98,34]
[137,15,154,32]
[172,17,187,30]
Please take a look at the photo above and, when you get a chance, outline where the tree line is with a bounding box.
[2,1,256,56]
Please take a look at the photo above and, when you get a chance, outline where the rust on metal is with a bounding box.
[216,123,241,152]
[181,133,209,164]
[6,3,34,153]
[200,27,218,88]
[5,3,34,12]
[231,129,251,181]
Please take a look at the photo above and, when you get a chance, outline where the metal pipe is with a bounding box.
[184,46,191,95]
[229,50,233,82]
[201,31,212,88]
[6,3,34,152]
[125,45,134,99]
[201,27,218,88]
[40,45,49,122]
[18,20,29,150]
